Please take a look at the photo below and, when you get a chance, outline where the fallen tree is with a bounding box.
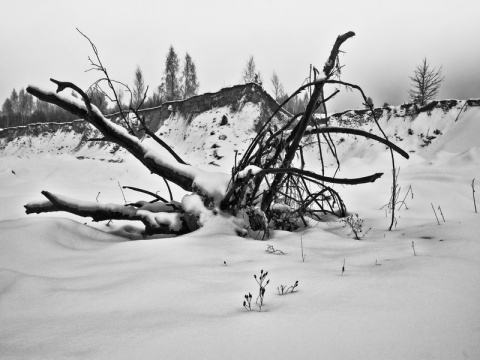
[25,30,408,237]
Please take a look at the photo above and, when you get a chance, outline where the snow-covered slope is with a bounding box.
[327,99,480,161]
[2,94,479,173]
[1,92,480,360]
[0,83,283,169]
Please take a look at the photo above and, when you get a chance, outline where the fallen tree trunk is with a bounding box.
[25,191,190,236]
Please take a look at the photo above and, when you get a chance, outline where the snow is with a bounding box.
[235,164,262,179]
[181,193,206,214]
[136,210,182,231]
[1,100,480,359]
[192,170,230,204]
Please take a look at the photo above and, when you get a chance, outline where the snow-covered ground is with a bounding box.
[1,101,479,359]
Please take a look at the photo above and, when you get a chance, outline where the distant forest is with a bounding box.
[1,48,322,128]
[0,45,200,129]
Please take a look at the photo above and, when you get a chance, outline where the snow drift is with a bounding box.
[1,87,480,359]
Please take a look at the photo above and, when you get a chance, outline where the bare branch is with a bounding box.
[122,186,169,203]
[303,126,409,159]
[257,168,383,185]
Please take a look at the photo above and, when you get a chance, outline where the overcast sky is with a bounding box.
[1,0,479,112]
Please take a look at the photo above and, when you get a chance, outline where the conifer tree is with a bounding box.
[132,65,146,108]
[181,53,199,99]
[1,98,14,127]
[87,87,108,114]
[270,71,285,102]
[409,58,444,106]
[164,46,180,101]
[242,56,262,84]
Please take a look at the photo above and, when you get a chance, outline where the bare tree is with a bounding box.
[270,71,285,102]
[24,31,409,237]
[409,58,444,106]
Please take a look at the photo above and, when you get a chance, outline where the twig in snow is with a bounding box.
[412,241,417,256]
[438,205,445,222]
[341,258,346,275]
[431,203,440,225]
[118,182,127,204]
[96,192,100,202]
[397,185,414,210]
[301,235,306,262]
[472,179,477,213]
[265,244,285,255]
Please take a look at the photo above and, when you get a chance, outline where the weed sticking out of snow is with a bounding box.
[265,244,285,255]
[243,270,270,312]
[277,280,298,295]
[300,234,306,262]
[431,203,441,225]
[341,214,370,240]
[243,292,253,311]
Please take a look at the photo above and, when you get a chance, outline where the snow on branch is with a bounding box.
[27,82,198,192]
[24,191,189,236]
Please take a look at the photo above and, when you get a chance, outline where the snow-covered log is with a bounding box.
[25,191,190,236]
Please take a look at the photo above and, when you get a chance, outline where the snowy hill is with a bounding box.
[0,83,284,167]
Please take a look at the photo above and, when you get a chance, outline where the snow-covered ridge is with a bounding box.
[324,98,480,161]
[1,88,479,166]
[0,83,282,162]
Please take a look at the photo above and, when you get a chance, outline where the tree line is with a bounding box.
[244,55,443,112]
[1,51,443,128]
[130,46,200,111]
[0,45,199,128]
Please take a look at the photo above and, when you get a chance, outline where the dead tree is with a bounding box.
[24,31,409,237]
